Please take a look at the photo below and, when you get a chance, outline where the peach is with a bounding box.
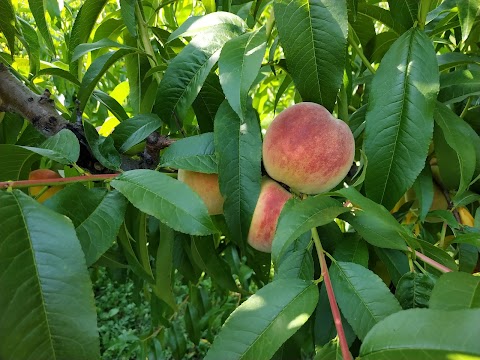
[28,169,64,203]
[247,178,292,253]
[177,169,224,215]
[263,102,355,194]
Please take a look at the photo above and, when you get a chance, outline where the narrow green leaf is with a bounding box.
[192,72,225,133]
[395,272,435,309]
[117,224,155,283]
[456,0,480,41]
[272,196,348,266]
[35,67,81,86]
[191,236,239,292]
[160,132,217,173]
[438,68,480,104]
[77,49,137,113]
[364,28,439,209]
[429,271,480,310]
[111,114,163,153]
[0,144,39,181]
[434,102,476,195]
[205,279,318,359]
[111,170,217,235]
[28,0,56,54]
[0,0,16,56]
[214,101,262,248]
[274,0,348,111]
[68,0,109,71]
[93,18,125,43]
[124,34,142,114]
[120,0,137,37]
[167,12,246,42]
[44,184,127,266]
[219,27,266,121]
[437,52,480,71]
[72,38,137,62]
[350,12,376,53]
[387,0,418,31]
[0,190,99,360]
[357,2,406,35]
[451,231,480,248]
[412,165,434,222]
[154,224,177,309]
[336,187,409,251]
[83,121,121,170]
[330,261,402,341]
[360,308,480,359]
[18,18,40,75]
[154,26,243,130]
[92,90,129,121]
[22,129,80,164]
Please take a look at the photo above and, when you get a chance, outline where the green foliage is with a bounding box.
[1,0,480,359]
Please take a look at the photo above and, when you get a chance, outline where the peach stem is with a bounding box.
[312,227,352,360]
[0,173,119,189]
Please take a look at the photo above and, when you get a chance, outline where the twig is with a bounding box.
[409,247,453,273]
[312,227,352,360]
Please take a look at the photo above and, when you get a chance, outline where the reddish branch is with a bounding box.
[0,63,173,171]
[317,249,352,360]
[411,248,453,273]
[0,174,119,189]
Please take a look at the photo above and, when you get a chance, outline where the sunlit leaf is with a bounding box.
[205,279,318,359]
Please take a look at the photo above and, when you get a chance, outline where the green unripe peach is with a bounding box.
[177,169,224,215]
[247,178,292,253]
[262,102,355,194]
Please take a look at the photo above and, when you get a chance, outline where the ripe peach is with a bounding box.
[247,178,292,253]
[28,169,64,203]
[263,102,355,194]
[177,169,224,215]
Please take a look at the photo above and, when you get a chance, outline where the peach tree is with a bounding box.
[0,0,480,359]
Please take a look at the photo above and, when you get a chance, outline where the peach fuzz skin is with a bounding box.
[28,169,64,203]
[247,178,292,253]
[177,169,224,215]
[263,102,355,194]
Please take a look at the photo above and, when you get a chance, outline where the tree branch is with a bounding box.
[0,63,68,136]
[0,63,173,172]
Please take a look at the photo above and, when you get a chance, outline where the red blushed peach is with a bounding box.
[178,169,224,215]
[247,178,292,253]
[263,102,355,194]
